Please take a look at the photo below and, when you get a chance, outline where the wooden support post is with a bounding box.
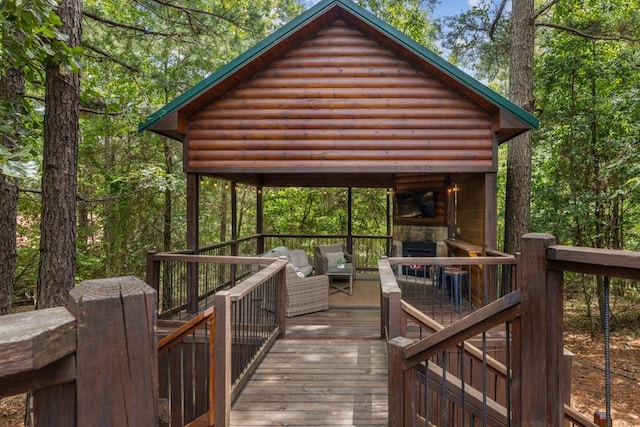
[386,189,392,256]
[186,173,200,252]
[187,173,200,314]
[593,411,607,426]
[563,348,573,406]
[519,233,564,426]
[231,182,238,284]
[145,250,159,293]
[256,186,264,254]
[387,287,402,340]
[67,276,158,426]
[215,291,232,427]
[276,259,287,337]
[347,187,353,255]
[388,336,413,427]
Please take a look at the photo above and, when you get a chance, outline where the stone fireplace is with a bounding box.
[393,224,448,257]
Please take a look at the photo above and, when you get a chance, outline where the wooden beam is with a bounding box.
[215,291,232,427]
[0,354,76,397]
[519,233,564,426]
[0,307,76,377]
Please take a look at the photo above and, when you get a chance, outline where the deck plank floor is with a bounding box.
[230,337,388,426]
[230,305,388,426]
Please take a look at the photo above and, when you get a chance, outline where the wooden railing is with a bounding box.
[0,277,158,426]
[213,258,287,426]
[147,233,392,318]
[157,307,216,427]
[155,256,287,427]
[262,233,392,272]
[381,252,521,426]
[382,234,640,426]
[380,252,518,336]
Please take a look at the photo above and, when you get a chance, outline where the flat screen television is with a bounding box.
[396,191,436,218]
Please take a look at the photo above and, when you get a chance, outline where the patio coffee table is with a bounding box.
[326,264,353,296]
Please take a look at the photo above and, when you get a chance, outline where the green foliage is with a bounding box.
[438,1,510,87]
[531,0,640,251]
[356,0,439,51]
[262,187,388,236]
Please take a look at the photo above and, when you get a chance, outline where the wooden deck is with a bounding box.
[230,305,388,426]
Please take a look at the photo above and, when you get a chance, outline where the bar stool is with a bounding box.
[442,266,469,311]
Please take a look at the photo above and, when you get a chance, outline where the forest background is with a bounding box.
[1,0,639,333]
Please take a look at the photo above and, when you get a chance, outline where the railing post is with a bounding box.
[145,250,159,293]
[388,336,413,427]
[519,233,564,426]
[66,276,158,426]
[388,288,403,339]
[215,291,232,427]
[276,259,287,337]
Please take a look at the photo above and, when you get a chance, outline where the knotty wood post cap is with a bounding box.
[69,276,156,302]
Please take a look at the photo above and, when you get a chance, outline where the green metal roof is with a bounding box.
[139,0,539,133]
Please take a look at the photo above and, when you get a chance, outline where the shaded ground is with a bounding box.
[0,396,24,427]
[565,301,640,426]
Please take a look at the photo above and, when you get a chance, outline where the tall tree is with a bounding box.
[37,0,83,309]
[0,66,24,314]
[503,0,535,253]
[1,0,61,312]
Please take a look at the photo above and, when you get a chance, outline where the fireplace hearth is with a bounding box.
[402,241,437,277]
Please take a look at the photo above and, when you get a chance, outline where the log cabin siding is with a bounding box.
[187,20,494,175]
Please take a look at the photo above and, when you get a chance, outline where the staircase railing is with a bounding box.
[383,234,640,426]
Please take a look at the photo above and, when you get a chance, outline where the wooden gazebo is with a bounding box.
[140,0,538,256]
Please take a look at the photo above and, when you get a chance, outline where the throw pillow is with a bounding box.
[288,249,309,267]
[325,251,344,268]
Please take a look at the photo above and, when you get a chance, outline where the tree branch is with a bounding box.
[536,21,639,42]
[19,186,143,203]
[488,0,508,41]
[82,10,179,37]
[148,0,247,31]
[25,94,125,116]
[82,42,140,73]
[534,0,561,20]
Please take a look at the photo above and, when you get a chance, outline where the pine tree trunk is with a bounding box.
[0,66,24,314]
[37,0,83,309]
[504,0,534,254]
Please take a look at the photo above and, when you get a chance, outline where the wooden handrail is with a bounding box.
[149,253,274,265]
[0,307,76,378]
[401,300,508,378]
[548,244,640,279]
[378,257,400,296]
[157,306,215,352]
[228,258,288,301]
[403,290,522,368]
[388,256,517,266]
[564,404,601,427]
[197,234,261,252]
